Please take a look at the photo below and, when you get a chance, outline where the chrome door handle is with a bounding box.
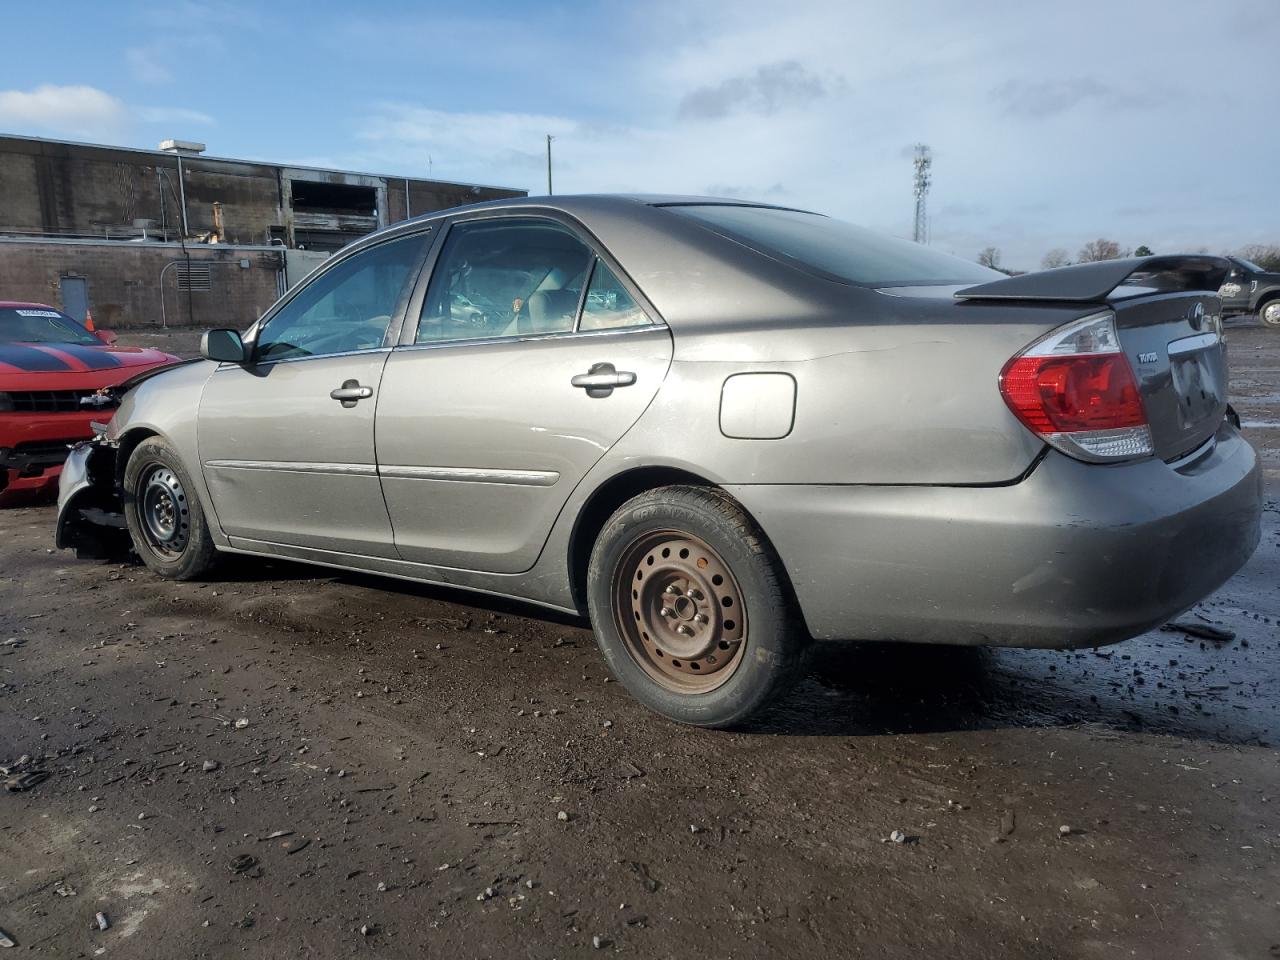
[571,362,636,397]
[331,380,373,407]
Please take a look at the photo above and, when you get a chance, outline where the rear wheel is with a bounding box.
[123,437,218,580]
[587,485,808,727]
[1260,299,1280,327]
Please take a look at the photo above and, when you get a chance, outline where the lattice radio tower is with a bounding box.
[912,144,932,244]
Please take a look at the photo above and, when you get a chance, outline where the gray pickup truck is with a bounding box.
[1219,256,1280,327]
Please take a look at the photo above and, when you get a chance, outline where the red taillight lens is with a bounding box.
[999,311,1153,462]
[1000,353,1147,433]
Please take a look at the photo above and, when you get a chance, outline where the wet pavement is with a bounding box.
[0,321,1277,958]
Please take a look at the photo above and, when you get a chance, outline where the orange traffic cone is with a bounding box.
[83,309,96,332]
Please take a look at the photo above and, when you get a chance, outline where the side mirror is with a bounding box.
[95,329,118,345]
[201,329,246,363]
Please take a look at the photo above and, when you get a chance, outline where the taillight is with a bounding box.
[999,311,1153,462]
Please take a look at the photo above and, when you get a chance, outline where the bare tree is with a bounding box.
[1041,248,1069,270]
[977,246,1002,270]
[1236,244,1280,271]
[1077,239,1127,262]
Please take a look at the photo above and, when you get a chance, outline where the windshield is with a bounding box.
[666,204,1003,287]
[1234,257,1265,273]
[0,307,100,345]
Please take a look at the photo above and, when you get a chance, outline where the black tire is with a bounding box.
[122,436,218,580]
[586,485,808,727]
[1259,298,1280,328]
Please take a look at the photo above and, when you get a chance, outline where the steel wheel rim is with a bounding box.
[612,530,747,694]
[1263,303,1280,325]
[139,463,190,559]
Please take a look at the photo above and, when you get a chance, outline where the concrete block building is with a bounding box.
[0,134,525,329]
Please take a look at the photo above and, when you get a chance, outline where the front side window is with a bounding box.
[256,232,428,361]
[579,261,649,330]
[416,219,592,344]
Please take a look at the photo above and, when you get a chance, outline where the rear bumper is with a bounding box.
[727,425,1262,649]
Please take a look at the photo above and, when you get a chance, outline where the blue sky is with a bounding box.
[1,0,1278,270]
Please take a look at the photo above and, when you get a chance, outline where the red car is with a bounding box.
[0,302,179,506]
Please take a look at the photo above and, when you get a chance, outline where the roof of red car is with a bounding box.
[0,301,59,310]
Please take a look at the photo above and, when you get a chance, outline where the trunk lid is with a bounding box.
[1111,291,1226,461]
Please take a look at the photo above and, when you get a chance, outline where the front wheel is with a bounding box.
[122,436,218,580]
[587,485,808,727]
[1260,300,1280,327]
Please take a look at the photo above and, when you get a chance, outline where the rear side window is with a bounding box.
[417,219,593,343]
[667,204,1001,287]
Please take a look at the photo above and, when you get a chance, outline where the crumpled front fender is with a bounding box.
[55,440,124,551]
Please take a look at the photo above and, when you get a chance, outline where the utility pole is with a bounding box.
[912,144,931,244]
[546,134,554,195]
[176,152,190,239]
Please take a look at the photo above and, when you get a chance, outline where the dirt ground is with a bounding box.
[2,321,1278,959]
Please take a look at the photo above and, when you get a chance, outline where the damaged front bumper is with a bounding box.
[55,438,126,552]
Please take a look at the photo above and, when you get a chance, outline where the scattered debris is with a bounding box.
[1164,621,1236,643]
[233,718,249,729]
[617,761,645,780]
[888,829,907,844]
[557,810,570,822]
[94,912,110,932]
[0,927,14,948]
[4,770,49,793]
[282,837,311,855]
[54,883,76,898]
[593,934,609,949]
[626,861,661,893]
[477,886,497,902]
[360,924,374,936]
[259,829,293,841]
[229,854,260,875]
[1058,825,1073,838]
[202,760,220,773]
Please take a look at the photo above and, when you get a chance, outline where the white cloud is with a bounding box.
[0,84,215,142]
[0,85,128,141]
[136,106,215,127]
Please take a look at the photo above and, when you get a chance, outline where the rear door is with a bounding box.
[376,214,672,573]
[1113,292,1227,461]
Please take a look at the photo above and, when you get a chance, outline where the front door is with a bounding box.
[198,231,430,556]
[376,216,673,573]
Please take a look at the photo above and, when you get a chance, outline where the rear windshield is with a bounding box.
[0,307,99,344]
[667,204,1002,287]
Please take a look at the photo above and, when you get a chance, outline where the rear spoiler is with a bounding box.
[955,255,1231,303]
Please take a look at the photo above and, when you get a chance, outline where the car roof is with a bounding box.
[375,194,810,233]
[347,193,818,261]
[0,301,59,310]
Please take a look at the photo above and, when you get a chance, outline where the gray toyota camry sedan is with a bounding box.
[56,196,1262,727]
